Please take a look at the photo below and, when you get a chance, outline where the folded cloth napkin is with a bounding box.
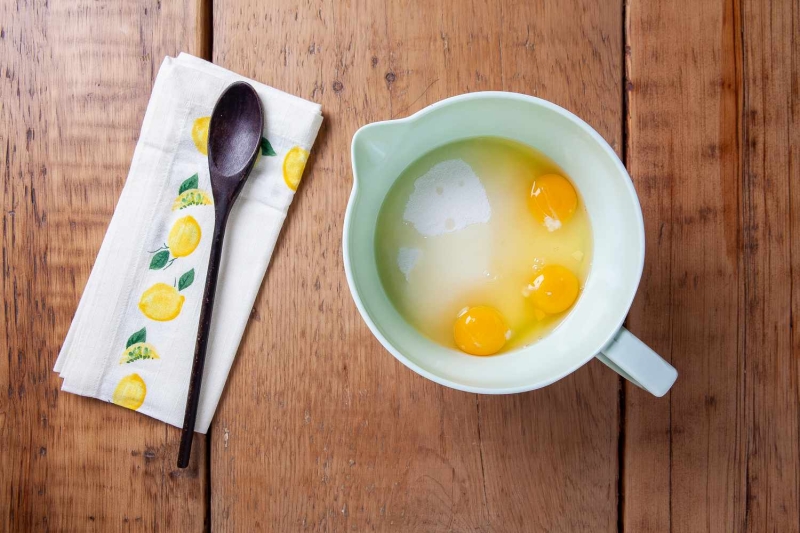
[54,53,323,433]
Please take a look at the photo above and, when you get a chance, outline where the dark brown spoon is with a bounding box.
[177,82,263,468]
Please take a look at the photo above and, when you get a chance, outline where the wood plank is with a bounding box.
[740,0,799,530]
[623,0,699,528]
[0,1,208,531]
[622,0,798,530]
[625,0,800,530]
[211,1,487,530]
[212,0,621,530]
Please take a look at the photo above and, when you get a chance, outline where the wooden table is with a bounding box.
[2,0,798,531]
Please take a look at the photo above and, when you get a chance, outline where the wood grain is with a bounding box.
[211,0,621,531]
[619,3,676,530]
[0,1,208,531]
[740,0,799,530]
[5,0,799,531]
[624,0,799,531]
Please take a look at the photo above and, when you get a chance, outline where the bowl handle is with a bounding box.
[596,327,677,397]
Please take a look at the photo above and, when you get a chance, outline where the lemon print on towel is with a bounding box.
[149,215,202,270]
[168,216,201,256]
[192,116,211,155]
[283,146,310,191]
[139,269,195,321]
[119,327,160,364]
[112,373,147,411]
[173,173,213,211]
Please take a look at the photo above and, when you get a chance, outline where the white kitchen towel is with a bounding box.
[54,53,323,433]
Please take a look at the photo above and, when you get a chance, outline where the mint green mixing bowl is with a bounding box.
[344,92,677,396]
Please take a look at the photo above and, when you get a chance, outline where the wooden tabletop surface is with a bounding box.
[2,0,798,531]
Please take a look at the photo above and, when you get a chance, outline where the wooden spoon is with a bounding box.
[177,82,263,468]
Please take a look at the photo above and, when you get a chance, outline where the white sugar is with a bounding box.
[402,159,491,237]
[397,247,422,280]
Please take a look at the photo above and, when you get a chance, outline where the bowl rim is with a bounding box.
[343,90,645,394]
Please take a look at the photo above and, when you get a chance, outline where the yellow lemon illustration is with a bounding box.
[168,216,201,257]
[172,190,213,210]
[192,116,211,155]
[139,283,185,321]
[283,146,310,191]
[112,373,147,410]
[119,342,160,364]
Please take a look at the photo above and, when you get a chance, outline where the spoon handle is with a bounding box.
[177,209,229,468]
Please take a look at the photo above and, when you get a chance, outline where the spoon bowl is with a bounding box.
[208,83,264,179]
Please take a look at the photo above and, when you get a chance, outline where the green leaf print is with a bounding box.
[260,137,277,157]
[178,268,195,291]
[179,173,199,194]
[150,250,170,270]
[126,327,147,348]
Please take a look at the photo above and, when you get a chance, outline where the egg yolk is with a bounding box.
[528,174,578,230]
[526,264,580,314]
[453,306,509,356]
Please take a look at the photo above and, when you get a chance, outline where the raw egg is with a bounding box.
[526,264,580,314]
[453,306,510,356]
[528,174,578,231]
